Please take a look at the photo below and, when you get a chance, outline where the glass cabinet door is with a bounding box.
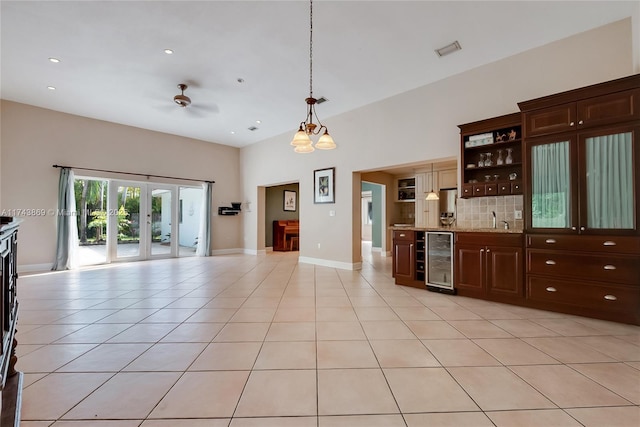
[579,126,637,233]
[528,138,576,232]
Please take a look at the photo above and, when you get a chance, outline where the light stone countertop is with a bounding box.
[388,225,523,234]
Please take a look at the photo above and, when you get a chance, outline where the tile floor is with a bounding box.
[15,249,640,427]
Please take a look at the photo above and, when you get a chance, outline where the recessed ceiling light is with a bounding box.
[256,120,261,124]
[230,131,236,135]
[49,57,60,63]
[47,86,56,90]
[164,49,174,54]
[237,78,245,83]
[435,41,462,57]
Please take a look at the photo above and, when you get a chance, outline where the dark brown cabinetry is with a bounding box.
[459,113,523,199]
[392,230,425,289]
[520,74,640,324]
[455,232,524,304]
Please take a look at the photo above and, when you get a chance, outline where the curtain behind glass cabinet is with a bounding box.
[531,141,571,228]
[585,132,634,229]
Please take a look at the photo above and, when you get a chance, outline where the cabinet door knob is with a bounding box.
[546,287,557,292]
[603,241,617,246]
[486,249,491,253]
[571,226,577,231]
[545,260,556,265]
[578,120,584,125]
[399,233,405,237]
[480,248,485,252]
[603,265,616,270]
[545,239,557,244]
[604,294,617,301]
[580,226,585,231]
[569,121,575,126]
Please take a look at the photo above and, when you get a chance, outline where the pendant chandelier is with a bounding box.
[290,0,336,153]
[425,163,439,201]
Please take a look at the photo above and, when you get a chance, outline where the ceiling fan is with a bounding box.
[173,83,191,108]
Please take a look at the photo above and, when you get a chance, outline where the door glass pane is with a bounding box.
[585,132,634,229]
[116,185,141,258]
[178,187,202,257]
[151,189,172,256]
[531,141,571,228]
[74,178,108,266]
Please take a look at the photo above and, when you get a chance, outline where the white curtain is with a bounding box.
[531,141,571,228]
[52,168,79,270]
[196,182,212,256]
[585,132,633,229]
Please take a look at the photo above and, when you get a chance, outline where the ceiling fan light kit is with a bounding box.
[174,83,191,107]
[290,0,336,153]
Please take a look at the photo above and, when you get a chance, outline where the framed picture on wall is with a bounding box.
[314,167,335,204]
[284,190,297,211]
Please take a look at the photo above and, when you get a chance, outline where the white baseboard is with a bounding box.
[210,248,245,256]
[298,256,362,271]
[18,263,52,274]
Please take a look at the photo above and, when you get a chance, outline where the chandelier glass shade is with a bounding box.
[290,0,336,153]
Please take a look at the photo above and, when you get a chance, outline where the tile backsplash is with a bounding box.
[456,195,524,230]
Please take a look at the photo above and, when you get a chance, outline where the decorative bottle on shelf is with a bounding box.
[496,149,504,165]
[478,153,485,167]
[484,152,493,167]
[505,148,513,164]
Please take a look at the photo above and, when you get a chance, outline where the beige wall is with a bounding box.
[240,19,636,269]
[1,101,241,269]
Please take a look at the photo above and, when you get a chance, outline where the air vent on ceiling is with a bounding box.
[248,126,258,131]
[316,97,328,104]
[435,41,462,57]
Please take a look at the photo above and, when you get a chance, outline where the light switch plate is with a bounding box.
[514,210,522,219]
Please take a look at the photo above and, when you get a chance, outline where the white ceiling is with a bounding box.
[1,1,637,148]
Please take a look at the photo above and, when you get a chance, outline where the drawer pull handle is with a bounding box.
[603,241,616,246]
[545,260,556,265]
[604,265,616,270]
[546,287,557,292]
[545,239,557,244]
[399,233,405,237]
[604,294,617,301]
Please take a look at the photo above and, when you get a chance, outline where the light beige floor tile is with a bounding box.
[97,309,159,324]
[164,297,212,309]
[532,318,609,336]
[185,308,237,322]
[369,339,440,367]
[404,412,495,427]
[429,306,482,320]
[523,337,616,363]
[279,296,316,307]
[473,338,560,365]
[627,361,640,370]
[123,343,206,371]
[213,322,270,342]
[241,296,281,308]
[254,341,316,369]
[405,320,466,339]
[53,309,119,324]
[449,366,556,410]
[319,414,406,426]
[360,320,415,339]
[392,306,441,321]
[265,322,316,341]
[159,322,225,342]
[382,296,423,307]
[64,372,181,419]
[229,307,277,322]
[316,321,366,340]
[466,306,524,319]
[189,342,262,370]
[317,340,378,369]
[18,343,97,373]
[511,365,632,407]
[570,362,640,404]
[273,307,316,322]
[21,372,112,420]
[205,297,246,308]
[487,409,582,426]
[141,420,229,427]
[566,406,640,427]
[15,422,52,427]
[21,373,47,388]
[448,320,513,338]
[354,306,400,321]
[349,296,388,307]
[316,307,358,321]
[422,339,501,366]
[317,368,398,415]
[127,298,177,309]
[315,296,352,307]
[106,323,178,343]
[139,308,199,323]
[54,323,132,343]
[50,421,143,427]
[19,324,87,345]
[489,319,560,337]
[149,371,249,418]
[571,317,640,335]
[384,367,480,412]
[231,417,316,426]
[573,335,640,361]
[58,343,151,372]
[616,334,640,346]
[235,370,316,417]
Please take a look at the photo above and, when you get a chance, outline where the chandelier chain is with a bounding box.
[309,0,313,98]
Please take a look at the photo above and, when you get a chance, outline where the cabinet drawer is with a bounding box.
[527,276,640,314]
[473,184,486,196]
[461,184,474,198]
[527,250,640,284]
[511,181,522,194]
[527,234,640,254]
[394,230,414,242]
[457,232,523,247]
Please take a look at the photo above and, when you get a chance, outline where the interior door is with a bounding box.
[149,186,177,258]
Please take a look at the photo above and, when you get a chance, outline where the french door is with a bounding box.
[107,181,178,261]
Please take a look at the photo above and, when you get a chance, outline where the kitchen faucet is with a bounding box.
[502,220,509,229]
[491,211,496,229]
